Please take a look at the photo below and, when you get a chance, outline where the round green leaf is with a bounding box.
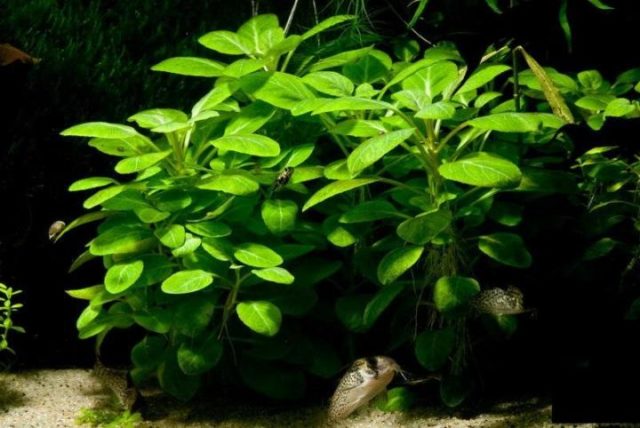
[347,129,415,176]
[151,57,224,77]
[210,134,280,157]
[236,301,282,337]
[104,260,144,294]
[155,225,186,249]
[302,178,379,211]
[478,233,532,268]
[185,221,231,238]
[415,328,455,371]
[177,334,223,375]
[234,243,283,268]
[251,267,295,284]
[158,353,201,401]
[433,276,480,313]
[131,335,166,369]
[133,308,172,334]
[377,246,424,285]
[440,375,472,408]
[161,270,213,294]
[439,152,522,188]
[396,210,452,245]
[174,298,215,338]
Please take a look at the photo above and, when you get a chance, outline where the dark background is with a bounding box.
[2,0,640,423]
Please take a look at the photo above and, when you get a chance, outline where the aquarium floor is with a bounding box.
[0,369,617,427]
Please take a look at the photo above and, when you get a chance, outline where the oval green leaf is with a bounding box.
[396,210,452,245]
[251,267,295,285]
[105,260,144,294]
[347,128,415,176]
[302,178,379,212]
[439,152,522,188]
[236,301,282,337]
[151,57,224,77]
[377,246,424,285]
[234,243,283,268]
[478,232,532,268]
[261,199,298,234]
[210,134,280,157]
[415,328,455,371]
[161,270,213,294]
[433,276,480,313]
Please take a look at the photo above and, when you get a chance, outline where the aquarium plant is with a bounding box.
[0,282,24,355]
[59,13,640,406]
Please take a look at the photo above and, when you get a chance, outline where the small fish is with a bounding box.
[93,358,139,410]
[0,43,40,66]
[470,286,536,317]
[273,166,294,191]
[48,220,66,241]
[328,356,401,421]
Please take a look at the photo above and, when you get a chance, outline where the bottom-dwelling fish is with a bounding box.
[328,356,401,421]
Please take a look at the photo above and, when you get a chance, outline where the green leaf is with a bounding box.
[234,243,283,268]
[347,129,415,176]
[457,65,510,94]
[223,58,266,78]
[323,216,357,248]
[401,61,458,99]
[69,177,117,192]
[286,144,315,167]
[251,267,295,285]
[198,30,251,55]
[173,298,215,339]
[87,135,152,157]
[185,221,231,238]
[128,109,188,129]
[433,276,480,313]
[440,375,472,407]
[583,237,618,261]
[155,225,186,249]
[83,185,127,209]
[587,0,613,10]
[236,301,282,337]
[300,15,355,40]
[104,260,144,294]
[158,353,201,401]
[604,98,635,117]
[377,387,415,412]
[377,246,424,285]
[224,101,275,135]
[131,335,166,369]
[177,334,223,375]
[340,200,399,223]
[302,178,379,211]
[198,174,260,195]
[333,119,387,137]
[467,112,565,132]
[115,151,171,174]
[575,95,612,111]
[415,328,455,370]
[61,122,139,139]
[335,295,369,332]
[191,83,234,116]
[240,72,314,110]
[415,101,456,119]
[396,210,452,245]
[311,97,394,114]
[237,14,280,53]
[302,71,354,96]
[478,233,532,268]
[171,234,202,257]
[151,57,224,77]
[133,254,173,287]
[261,199,298,234]
[310,46,373,72]
[210,134,280,157]
[363,282,405,327]
[90,226,154,256]
[488,201,523,226]
[66,284,103,300]
[439,152,522,188]
[516,167,577,193]
[342,50,392,84]
[76,304,101,330]
[161,270,213,294]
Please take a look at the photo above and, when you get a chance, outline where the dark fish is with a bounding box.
[273,166,294,191]
[328,356,401,420]
[0,43,40,66]
[48,220,66,241]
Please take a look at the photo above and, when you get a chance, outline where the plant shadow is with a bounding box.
[0,378,28,411]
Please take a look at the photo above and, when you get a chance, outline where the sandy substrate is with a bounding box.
[0,368,617,428]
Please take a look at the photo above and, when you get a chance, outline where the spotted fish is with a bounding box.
[93,358,139,411]
[470,286,536,316]
[328,356,401,420]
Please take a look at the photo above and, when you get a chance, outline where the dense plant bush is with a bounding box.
[59,13,640,405]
